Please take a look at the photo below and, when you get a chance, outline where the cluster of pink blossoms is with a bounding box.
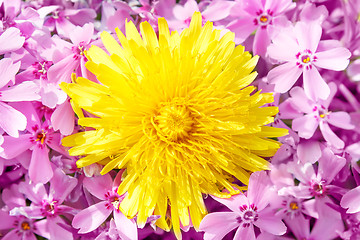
[0,0,359,239]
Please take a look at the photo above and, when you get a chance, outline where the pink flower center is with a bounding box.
[33,61,52,79]
[104,188,125,213]
[253,10,273,29]
[296,50,318,70]
[72,41,88,60]
[14,217,36,236]
[313,105,330,121]
[237,204,258,227]
[310,180,327,197]
[41,199,59,217]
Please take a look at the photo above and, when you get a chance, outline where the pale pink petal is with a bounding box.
[0,134,32,159]
[254,208,287,235]
[226,18,256,44]
[347,59,360,81]
[247,171,271,211]
[265,0,295,15]
[302,199,319,218]
[10,205,43,219]
[18,181,47,204]
[278,185,313,199]
[47,55,79,84]
[33,219,51,239]
[48,217,73,240]
[173,0,198,20]
[49,168,77,203]
[0,81,40,102]
[22,232,37,240]
[64,8,97,26]
[284,214,310,239]
[267,26,299,62]
[242,0,263,16]
[83,174,113,200]
[0,27,25,54]
[114,211,138,240]
[314,47,351,71]
[69,23,94,46]
[288,87,314,114]
[0,58,20,88]
[267,62,302,93]
[203,1,235,21]
[303,67,330,100]
[318,148,346,183]
[199,212,240,240]
[0,210,16,230]
[211,192,248,213]
[294,21,322,52]
[2,185,26,208]
[299,3,328,24]
[292,114,319,139]
[327,111,354,130]
[46,132,69,156]
[321,81,337,109]
[341,186,360,213]
[296,141,321,164]
[278,99,303,119]
[319,121,344,149]
[72,201,112,233]
[51,101,75,135]
[253,28,270,57]
[29,145,53,184]
[0,102,27,138]
[2,229,23,240]
[233,224,255,240]
[10,102,41,132]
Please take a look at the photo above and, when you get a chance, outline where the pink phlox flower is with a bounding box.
[0,102,67,183]
[10,168,77,240]
[299,2,329,24]
[0,58,40,137]
[38,5,96,38]
[169,0,235,32]
[99,1,134,33]
[47,22,95,85]
[341,186,360,214]
[199,171,286,240]
[278,148,347,200]
[285,198,344,240]
[285,83,354,149]
[227,0,295,56]
[267,21,351,100]
[72,171,138,240]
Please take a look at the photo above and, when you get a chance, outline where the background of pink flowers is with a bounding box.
[0,0,359,239]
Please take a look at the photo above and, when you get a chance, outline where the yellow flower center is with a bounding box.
[260,15,268,23]
[154,104,194,142]
[289,202,299,210]
[36,131,46,144]
[302,56,310,63]
[21,222,31,231]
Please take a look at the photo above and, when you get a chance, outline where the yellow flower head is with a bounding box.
[60,12,287,238]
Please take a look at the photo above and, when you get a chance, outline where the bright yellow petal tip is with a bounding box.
[60,12,287,239]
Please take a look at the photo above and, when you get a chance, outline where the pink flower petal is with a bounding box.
[267,26,299,62]
[288,87,314,114]
[254,208,287,235]
[49,168,77,203]
[211,192,248,213]
[0,102,27,138]
[294,21,322,52]
[233,224,255,240]
[72,201,112,233]
[83,174,113,200]
[199,212,240,240]
[203,1,235,21]
[18,181,47,204]
[0,58,20,89]
[327,111,354,130]
[303,67,330,100]
[267,62,302,93]
[0,81,40,102]
[51,101,75,135]
[0,27,25,54]
[341,186,360,213]
[318,149,346,183]
[2,184,26,208]
[226,18,256,44]
[247,171,271,211]
[0,210,16,230]
[319,121,344,149]
[292,114,319,139]
[114,211,138,240]
[314,47,351,71]
[0,134,32,159]
[48,217,73,240]
[69,23,94,46]
[296,141,321,164]
[29,145,53,184]
[253,28,270,57]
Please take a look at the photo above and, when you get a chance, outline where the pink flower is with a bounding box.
[341,186,360,214]
[227,0,295,56]
[9,168,78,240]
[0,58,40,137]
[0,102,66,183]
[72,171,138,240]
[199,171,286,240]
[267,21,351,100]
[283,83,354,149]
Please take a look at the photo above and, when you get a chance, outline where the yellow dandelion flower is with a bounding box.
[60,12,287,239]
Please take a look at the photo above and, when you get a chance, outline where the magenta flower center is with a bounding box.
[237,204,259,228]
[36,131,47,144]
[104,188,125,213]
[41,199,59,217]
[72,41,88,60]
[310,180,327,197]
[33,61,52,79]
[312,105,330,120]
[296,50,317,70]
[254,9,273,29]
